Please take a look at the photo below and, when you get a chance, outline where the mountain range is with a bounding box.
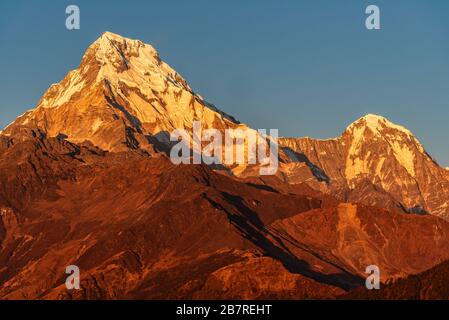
[1,32,448,299]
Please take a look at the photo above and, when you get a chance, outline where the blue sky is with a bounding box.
[1,1,449,165]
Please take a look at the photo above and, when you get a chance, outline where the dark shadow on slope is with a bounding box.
[282,147,330,183]
[402,204,428,215]
[147,131,173,154]
[245,182,279,193]
[104,80,143,133]
[204,192,364,291]
[56,133,68,140]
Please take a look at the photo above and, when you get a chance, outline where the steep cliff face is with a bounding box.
[280,114,449,219]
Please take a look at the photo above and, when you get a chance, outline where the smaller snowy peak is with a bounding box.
[346,114,414,137]
[345,113,425,153]
[343,114,429,179]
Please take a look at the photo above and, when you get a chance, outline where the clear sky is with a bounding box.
[1,1,449,165]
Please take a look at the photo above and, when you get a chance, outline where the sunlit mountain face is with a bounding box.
[1,33,449,300]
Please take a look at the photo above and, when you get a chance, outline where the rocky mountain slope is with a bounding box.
[280,114,449,220]
[1,132,449,299]
[3,32,448,221]
[0,32,241,154]
[1,32,449,299]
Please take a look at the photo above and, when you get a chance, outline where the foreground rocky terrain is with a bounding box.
[1,132,449,299]
[1,32,449,299]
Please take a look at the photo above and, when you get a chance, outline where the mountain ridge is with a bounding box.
[1,31,242,154]
[1,31,449,299]
[1,131,449,299]
[2,32,449,220]
[279,114,449,220]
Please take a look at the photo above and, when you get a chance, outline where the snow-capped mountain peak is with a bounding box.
[280,114,449,219]
[89,32,191,92]
[2,32,238,152]
[344,114,428,179]
[344,113,426,167]
[346,114,416,140]
[90,31,158,68]
[3,32,449,220]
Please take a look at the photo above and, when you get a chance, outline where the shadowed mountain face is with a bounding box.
[1,32,449,299]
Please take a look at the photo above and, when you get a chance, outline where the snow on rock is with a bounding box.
[2,32,244,153]
[279,113,449,220]
[344,114,425,179]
